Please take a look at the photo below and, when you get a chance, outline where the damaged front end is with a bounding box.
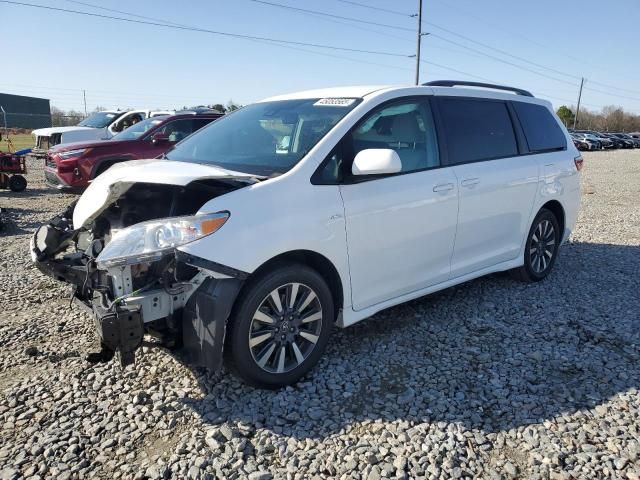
[31,178,249,371]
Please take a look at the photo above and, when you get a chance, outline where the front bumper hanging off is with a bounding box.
[31,214,246,372]
[72,298,144,367]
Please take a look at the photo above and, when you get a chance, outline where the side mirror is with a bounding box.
[151,132,170,145]
[352,149,402,176]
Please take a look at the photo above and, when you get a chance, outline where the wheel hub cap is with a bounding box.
[529,219,556,274]
[248,282,323,374]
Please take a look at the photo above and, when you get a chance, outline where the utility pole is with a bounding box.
[83,90,87,117]
[573,77,584,129]
[414,0,423,85]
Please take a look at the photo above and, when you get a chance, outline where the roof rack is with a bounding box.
[422,80,534,97]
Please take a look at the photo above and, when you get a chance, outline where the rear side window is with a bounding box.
[512,102,566,152]
[438,98,518,165]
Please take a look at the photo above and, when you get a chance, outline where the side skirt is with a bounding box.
[339,257,524,328]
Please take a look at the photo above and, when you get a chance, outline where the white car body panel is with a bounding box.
[73,84,581,329]
[31,126,95,137]
[339,168,458,310]
[449,156,539,277]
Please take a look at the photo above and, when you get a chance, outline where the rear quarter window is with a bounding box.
[512,102,567,152]
[438,97,518,165]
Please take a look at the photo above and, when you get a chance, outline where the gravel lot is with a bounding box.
[0,151,639,480]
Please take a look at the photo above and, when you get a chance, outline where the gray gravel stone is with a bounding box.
[0,152,639,479]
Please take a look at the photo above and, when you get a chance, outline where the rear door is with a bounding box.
[334,97,459,310]
[510,100,571,231]
[435,96,538,277]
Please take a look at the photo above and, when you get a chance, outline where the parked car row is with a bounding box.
[43,109,223,190]
[32,109,175,155]
[569,129,640,151]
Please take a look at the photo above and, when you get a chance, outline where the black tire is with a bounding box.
[8,175,27,192]
[225,263,334,388]
[510,208,560,283]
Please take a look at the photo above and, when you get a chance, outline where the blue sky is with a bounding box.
[3,0,640,113]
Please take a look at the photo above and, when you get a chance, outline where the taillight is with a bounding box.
[574,155,583,171]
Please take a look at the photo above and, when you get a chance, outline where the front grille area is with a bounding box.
[44,170,64,187]
[45,155,56,169]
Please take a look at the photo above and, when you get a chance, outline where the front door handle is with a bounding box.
[433,183,454,192]
[461,178,480,188]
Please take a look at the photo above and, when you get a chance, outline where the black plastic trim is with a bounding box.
[175,250,249,280]
[424,80,534,97]
[181,277,244,372]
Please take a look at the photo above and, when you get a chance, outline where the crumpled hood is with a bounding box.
[32,126,96,137]
[73,159,259,228]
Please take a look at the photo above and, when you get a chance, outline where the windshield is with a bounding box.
[165,98,359,176]
[78,111,120,128]
[112,116,168,141]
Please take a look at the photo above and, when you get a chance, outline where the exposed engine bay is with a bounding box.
[31,178,249,369]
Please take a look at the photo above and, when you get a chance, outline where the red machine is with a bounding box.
[0,109,28,191]
[0,151,28,192]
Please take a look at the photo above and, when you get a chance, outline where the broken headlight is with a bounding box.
[95,212,229,269]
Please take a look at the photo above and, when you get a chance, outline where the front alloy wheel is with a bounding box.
[226,264,333,388]
[249,283,323,374]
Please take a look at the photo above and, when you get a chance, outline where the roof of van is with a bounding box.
[260,84,552,108]
[261,86,391,102]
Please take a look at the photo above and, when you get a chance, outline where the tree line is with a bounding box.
[50,100,242,127]
[556,105,640,132]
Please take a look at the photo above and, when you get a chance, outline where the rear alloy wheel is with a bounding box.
[226,264,333,388]
[510,208,560,282]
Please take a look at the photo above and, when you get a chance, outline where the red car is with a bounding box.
[45,109,223,190]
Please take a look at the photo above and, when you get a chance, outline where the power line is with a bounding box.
[6,0,637,111]
[0,1,410,58]
[421,4,640,98]
[583,86,640,104]
[63,0,187,27]
[428,33,579,87]
[421,20,581,82]
[253,0,640,99]
[335,0,414,17]
[420,60,493,83]
[247,0,414,32]
[244,0,587,90]
[587,80,640,97]
[249,1,412,41]
[429,0,597,70]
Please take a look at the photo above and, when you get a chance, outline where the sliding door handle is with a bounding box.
[461,178,480,188]
[433,182,455,192]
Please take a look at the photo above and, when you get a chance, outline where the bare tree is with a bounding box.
[572,104,640,132]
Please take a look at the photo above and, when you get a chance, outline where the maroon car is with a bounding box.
[45,109,223,190]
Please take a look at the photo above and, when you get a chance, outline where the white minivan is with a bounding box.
[32,81,582,388]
